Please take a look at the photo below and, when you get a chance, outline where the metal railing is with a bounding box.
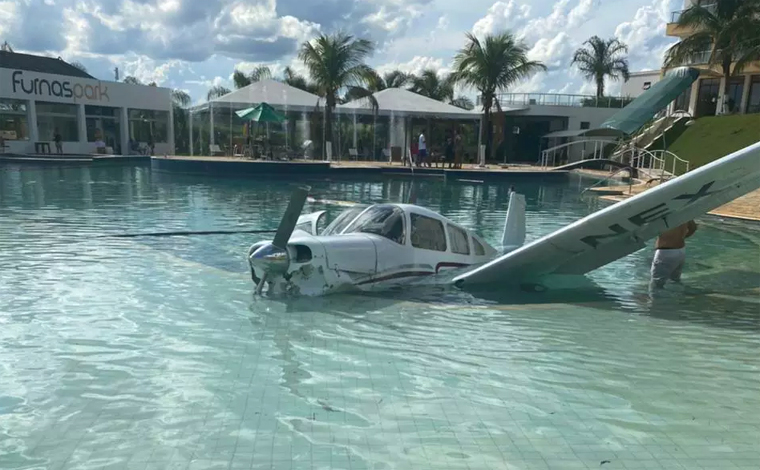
[581,166,636,195]
[540,139,691,179]
[651,149,690,176]
[486,93,632,109]
[540,139,618,167]
[670,3,717,23]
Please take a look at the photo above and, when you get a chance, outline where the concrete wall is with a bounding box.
[0,68,173,155]
[511,105,619,132]
[621,71,662,99]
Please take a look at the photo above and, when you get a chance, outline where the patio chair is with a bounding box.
[348,148,358,161]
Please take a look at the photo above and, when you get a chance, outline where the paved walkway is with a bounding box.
[588,176,760,222]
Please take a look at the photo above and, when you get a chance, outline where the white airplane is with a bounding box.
[248,141,760,297]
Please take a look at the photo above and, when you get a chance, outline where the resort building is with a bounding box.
[0,49,174,155]
[622,0,760,117]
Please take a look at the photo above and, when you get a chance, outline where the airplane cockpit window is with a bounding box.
[344,205,405,244]
[410,213,447,252]
[448,224,470,255]
[473,237,486,256]
[321,207,366,236]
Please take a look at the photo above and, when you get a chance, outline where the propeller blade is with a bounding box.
[272,186,310,249]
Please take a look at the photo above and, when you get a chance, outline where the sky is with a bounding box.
[0,0,683,104]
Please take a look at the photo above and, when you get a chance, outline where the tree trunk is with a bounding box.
[720,60,732,115]
[484,95,493,162]
[596,74,605,99]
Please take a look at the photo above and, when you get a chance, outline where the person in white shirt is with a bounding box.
[418,132,427,167]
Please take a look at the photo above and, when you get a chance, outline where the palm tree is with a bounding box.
[453,31,546,160]
[172,90,191,107]
[664,0,760,114]
[571,36,630,98]
[232,66,272,89]
[123,76,142,85]
[450,96,474,110]
[282,66,319,94]
[207,86,231,101]
[298,32,377,157]
[410,69,455,102]
[70,61,88,73]
[344,69,412,101]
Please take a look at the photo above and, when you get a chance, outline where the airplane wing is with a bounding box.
[453,141,760,288]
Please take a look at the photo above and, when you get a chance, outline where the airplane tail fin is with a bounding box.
[501,190,526,252]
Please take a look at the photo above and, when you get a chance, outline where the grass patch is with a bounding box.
[666,114,760,168]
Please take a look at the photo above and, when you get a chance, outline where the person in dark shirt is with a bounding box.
[53,128,62,154]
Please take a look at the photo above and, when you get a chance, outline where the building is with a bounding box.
[664,0,760,116]
[0,50,174,155]
[621,70,663,99]
[482,93,622,164]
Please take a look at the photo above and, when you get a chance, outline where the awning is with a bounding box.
[590,67,699,136]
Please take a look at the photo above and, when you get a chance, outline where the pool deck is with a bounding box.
[150,155,569,181]
[587,174,760,222]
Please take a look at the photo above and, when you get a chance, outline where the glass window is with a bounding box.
[696,78,720,117]
[129,109,169,143]
[344,205,405,244]
[673,86,690,112]
[726,77,744,114]
[85,105,117,117]
[36,101,78,141]
[322,207,366,236]
[448,224,470,255]
[473,237,486,256]
[410,213,446,252]
[748,76,760,114]
[0,99,29,140]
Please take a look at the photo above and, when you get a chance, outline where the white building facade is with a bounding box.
[0,67,174,155]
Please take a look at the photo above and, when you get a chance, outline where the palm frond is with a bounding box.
[171,89,191,107]
[207,86,231,101]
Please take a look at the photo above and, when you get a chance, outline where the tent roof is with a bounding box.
[203,79,321,111]
[338,88,480,119]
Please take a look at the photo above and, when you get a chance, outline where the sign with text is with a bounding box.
[0,68,172,110]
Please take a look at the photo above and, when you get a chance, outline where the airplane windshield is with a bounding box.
[343,205,405,244]
[321,207,366,236]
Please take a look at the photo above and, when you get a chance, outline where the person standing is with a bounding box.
[53,128,63,154]
[650,220,697,289]
[417,131,427,168]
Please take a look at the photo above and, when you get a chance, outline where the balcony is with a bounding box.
[667,3,717,36]
[482,93,632,109]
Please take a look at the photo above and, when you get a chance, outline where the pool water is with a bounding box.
[1,165,759,470]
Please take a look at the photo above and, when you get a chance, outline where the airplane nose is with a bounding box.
[249,243,290,276]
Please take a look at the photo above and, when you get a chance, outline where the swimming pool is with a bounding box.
[1,165,758,469]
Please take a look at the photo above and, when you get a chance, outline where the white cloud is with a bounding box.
[527,32,573,67]
[376,56,450,77]
[472,0,531,38]
[615,0,678,70]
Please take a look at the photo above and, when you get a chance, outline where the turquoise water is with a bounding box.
[1,165,759,470]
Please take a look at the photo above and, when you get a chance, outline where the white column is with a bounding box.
[27,100,39,144]
[189,110,194,156]
[740,74,752,114]
[688,80,699,116]
[167,105,175,155]
[716,76,727,115]
[77,104,87,151]
[120,107,129,155]
[209,103,215,149]
[352,113,357,150]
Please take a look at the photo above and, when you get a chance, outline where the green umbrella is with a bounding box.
[235,102,287,123]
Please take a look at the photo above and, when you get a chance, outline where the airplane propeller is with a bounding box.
[249,185,310,294]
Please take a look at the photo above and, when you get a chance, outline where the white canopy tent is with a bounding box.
[187,80,322,156]
[337,88,485,165]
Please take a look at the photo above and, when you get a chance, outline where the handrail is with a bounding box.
[540,139,618,167]
[651,149,690,176]
[581,166,636,195]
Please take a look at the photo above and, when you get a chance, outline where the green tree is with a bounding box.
[410,69,455,102]
[344,69,412,101]
[207,86,231,101]
[232,66,272,89]
[298,32,377,157]
[282,66,319,94]
[453,31,546,160]
[664,0,760,114]
[123,76,142,85]
[571,36,630,98]
[450,96,474,110]
[69,61,88,73]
